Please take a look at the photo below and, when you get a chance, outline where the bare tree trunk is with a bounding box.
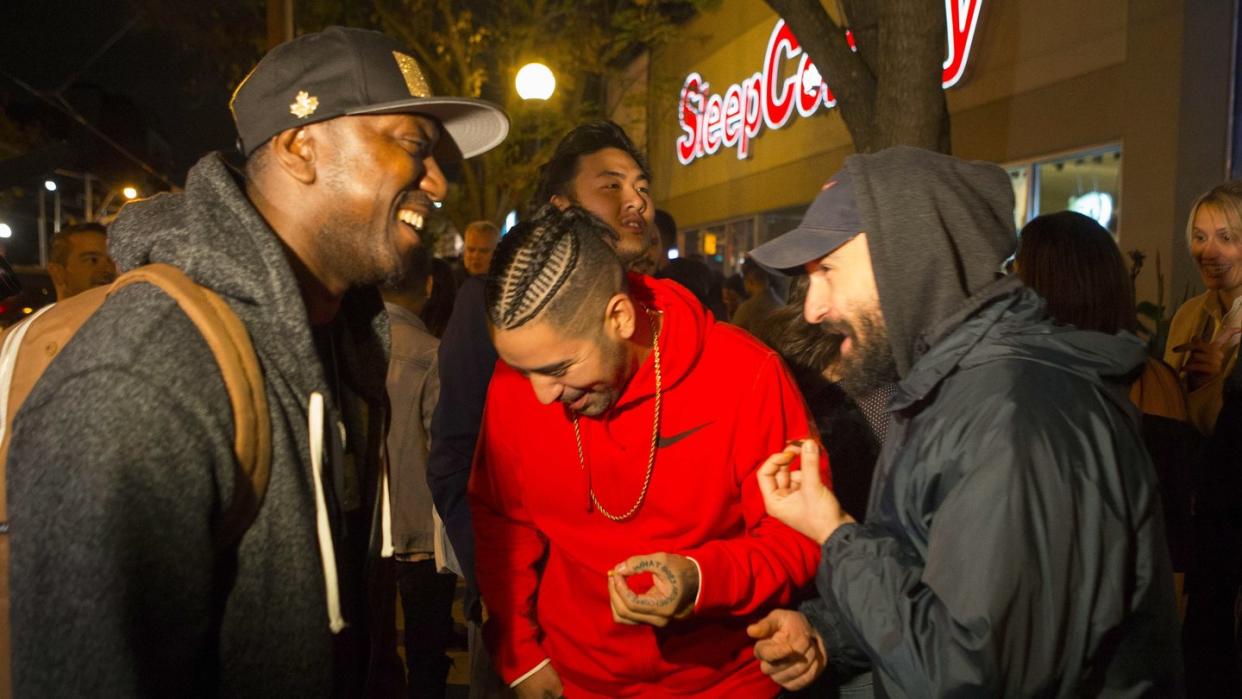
[763,0,949,154]
[872,1,950,152]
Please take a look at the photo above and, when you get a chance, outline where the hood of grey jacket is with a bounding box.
[893,276,1147,413]
[845,146,1017,379]
[109,152,390,405]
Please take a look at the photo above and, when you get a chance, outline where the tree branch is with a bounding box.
[764,0,878,151]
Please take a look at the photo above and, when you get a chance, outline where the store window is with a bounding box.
[677,206,808,276]
[678,216,758,276]
[1007,145,1122,234]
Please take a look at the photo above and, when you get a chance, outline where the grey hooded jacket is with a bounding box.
[808,147,1182,697]
[8,152,392,697]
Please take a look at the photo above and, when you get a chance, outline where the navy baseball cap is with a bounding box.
[229,26,509,158]
[748,168,863,273]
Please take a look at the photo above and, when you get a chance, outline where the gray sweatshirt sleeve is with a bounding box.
[8,299,232,695]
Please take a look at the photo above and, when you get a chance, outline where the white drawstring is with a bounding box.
[308,391,346,634]
[380,458,394,558]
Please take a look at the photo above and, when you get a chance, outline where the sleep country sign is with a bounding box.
[675,0,984,164]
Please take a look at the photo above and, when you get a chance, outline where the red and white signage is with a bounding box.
[676,0,984,164]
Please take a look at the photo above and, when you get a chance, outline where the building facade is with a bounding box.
[635,0,1236,313]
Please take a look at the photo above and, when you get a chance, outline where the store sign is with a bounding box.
[676,0,984,164]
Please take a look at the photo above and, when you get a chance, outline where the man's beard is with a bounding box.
[318,167,406,288]
[616,238,652,271]
[563,329,629,417]
[821,307,898,398]
[319,211,406,288]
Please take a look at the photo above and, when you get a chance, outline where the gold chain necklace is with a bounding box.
[572,310,662,522]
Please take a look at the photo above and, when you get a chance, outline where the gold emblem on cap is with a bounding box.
[289,90,319,118]
[392,52,431,98]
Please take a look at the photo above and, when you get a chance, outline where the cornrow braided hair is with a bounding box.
[487,205,621,331]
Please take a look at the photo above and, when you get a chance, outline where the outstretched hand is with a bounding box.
[757,440,853,545]
[747,608,828,691]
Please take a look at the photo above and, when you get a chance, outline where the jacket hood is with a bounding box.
[846,146,1017,378]
[112,153,294,306]
[611,273,709,411]
[893,280,1148,411]
[108,152,389,403]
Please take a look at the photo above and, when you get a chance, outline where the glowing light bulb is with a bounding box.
[515,63,556,101]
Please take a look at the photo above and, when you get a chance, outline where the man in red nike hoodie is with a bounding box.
[468,205,827,698]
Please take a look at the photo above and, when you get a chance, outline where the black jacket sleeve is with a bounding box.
[815,403,1181,696]
[799,594,870,680]
[427,277,497,605]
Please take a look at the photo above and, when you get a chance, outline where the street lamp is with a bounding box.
[0,223,11,239]
[122,186,138,200]
[515,62,556,101]
[38,177,62,264]
[516,62,556,168]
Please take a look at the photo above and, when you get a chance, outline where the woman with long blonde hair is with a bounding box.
[1165,181,1242,435]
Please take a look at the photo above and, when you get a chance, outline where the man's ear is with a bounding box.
[550,194,571,211]
[47,263,66,288]
[604,293,637,342]
[270,127,317,185]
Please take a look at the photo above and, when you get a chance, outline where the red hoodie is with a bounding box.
[469,275,828,698]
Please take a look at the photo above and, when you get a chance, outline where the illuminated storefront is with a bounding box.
[636,0,1236,306]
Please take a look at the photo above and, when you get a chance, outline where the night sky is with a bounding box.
[2,0,254,263]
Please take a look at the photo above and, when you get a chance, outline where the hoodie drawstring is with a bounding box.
[308,391,346,634]
[380,451,394,558]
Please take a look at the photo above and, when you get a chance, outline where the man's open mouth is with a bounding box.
[397,208,426,231]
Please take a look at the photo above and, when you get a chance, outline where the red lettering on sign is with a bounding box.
[676,1,983,163]
[763,20,799,130]
[942,0,984,87]
[676,73,703,164]
[722,83,743,147]
[703,92,724,154]
[741,75,763,158]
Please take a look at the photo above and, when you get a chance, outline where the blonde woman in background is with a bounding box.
[1166,181,1242,435]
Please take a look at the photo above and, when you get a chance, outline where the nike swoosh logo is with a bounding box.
[658,422,712,448]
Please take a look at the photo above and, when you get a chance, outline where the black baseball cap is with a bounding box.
[748,168,863,273]
[229,26,509,158]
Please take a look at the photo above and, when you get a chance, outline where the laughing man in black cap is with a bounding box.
[8,27,507,696]
[745,146,1182,695]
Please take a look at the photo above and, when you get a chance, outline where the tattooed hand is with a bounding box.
[608,552,700,627]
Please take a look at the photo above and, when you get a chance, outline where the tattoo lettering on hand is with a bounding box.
[631,559,679,608]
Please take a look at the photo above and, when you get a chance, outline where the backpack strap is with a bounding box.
[109,264,271,549]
